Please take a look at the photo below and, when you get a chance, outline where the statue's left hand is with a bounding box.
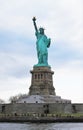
[47,38,51,47]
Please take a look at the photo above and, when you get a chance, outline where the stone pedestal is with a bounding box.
[16,66,71,104]
[29,66,56,95]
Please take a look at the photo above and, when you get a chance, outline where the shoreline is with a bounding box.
[0,117,83,123]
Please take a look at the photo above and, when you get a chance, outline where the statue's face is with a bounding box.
[39,28,44,34]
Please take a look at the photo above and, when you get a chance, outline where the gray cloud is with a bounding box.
[0,0,82,102]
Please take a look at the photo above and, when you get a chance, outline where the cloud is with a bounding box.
[0,51,36,79]
[0,0,83,102]
[53,66,83,103]
[49,41,83,69]
[0,77,30,102]
[0,0,82,52]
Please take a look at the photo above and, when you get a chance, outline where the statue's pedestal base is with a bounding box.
[16,66,71,104]
[16,94,71,103]
[29,66,55,95]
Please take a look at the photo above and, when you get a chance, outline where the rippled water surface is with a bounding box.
[0,123,83,130]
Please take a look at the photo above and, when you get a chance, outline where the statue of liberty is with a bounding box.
[32,17,51,67]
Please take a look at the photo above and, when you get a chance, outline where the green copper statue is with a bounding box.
[32,17,51,67]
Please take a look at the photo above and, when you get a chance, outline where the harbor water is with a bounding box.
[0,123,83,130]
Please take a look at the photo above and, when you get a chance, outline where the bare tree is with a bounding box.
[0,99,5,104]
[9,93,28,103]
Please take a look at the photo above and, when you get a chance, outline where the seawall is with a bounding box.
[0,103,83,122]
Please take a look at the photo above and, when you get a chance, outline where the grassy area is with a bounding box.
[0,113,83,118]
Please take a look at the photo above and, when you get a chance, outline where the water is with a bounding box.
[0,123,83,130]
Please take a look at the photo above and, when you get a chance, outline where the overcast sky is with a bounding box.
[0,0,83,103]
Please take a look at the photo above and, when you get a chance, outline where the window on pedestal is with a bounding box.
[34,74,37,79]
[38,74,40,79]
[34,73,44,80]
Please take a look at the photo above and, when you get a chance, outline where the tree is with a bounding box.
[9,93,28,103]
[0,99,5,104]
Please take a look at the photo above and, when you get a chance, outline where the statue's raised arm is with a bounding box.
[32,17,38,33]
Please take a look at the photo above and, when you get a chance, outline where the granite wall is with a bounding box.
[72,104,83,113]
[0,103,72,115]
[0,103,83,115]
